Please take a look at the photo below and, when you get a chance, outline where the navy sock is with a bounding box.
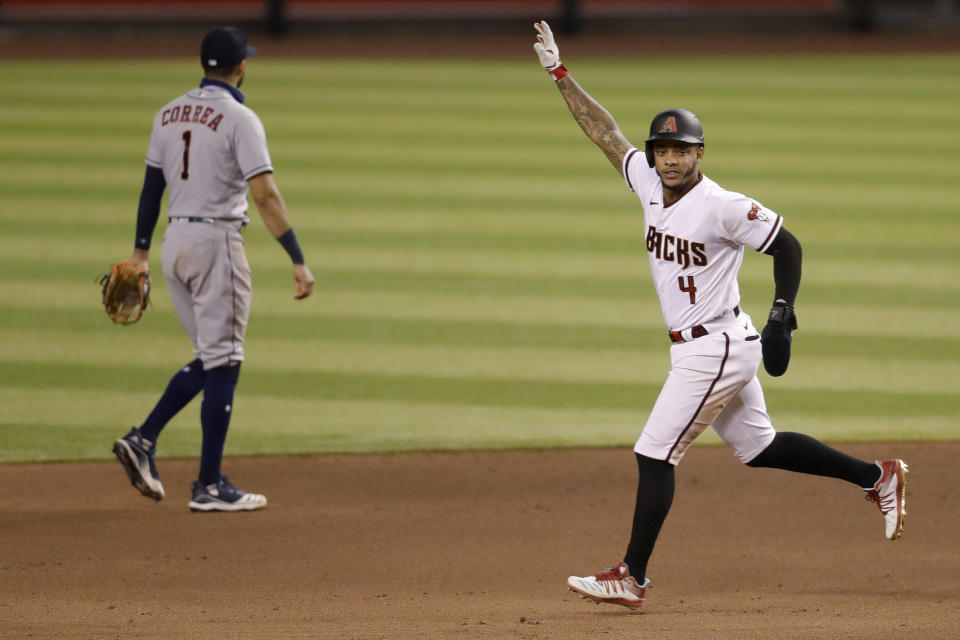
[198,364,241,486]
[623,453,675,582]
[747,432,880,488]
[140,359,205,443]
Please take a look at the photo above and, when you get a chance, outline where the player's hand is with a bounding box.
[761,300,798,377]
[128,249,149,271]
[533,21,562,71]
[292,263,315,300]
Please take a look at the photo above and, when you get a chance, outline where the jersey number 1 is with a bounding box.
[678,275,697,304]
[180,130,192,180]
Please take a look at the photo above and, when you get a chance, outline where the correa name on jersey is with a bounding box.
[645,226,708,269]
[160,104,224,131]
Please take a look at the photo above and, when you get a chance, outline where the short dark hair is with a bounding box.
[203,62,239,77]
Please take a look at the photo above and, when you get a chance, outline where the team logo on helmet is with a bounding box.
[747,203,769,222]
[659,116,678,134]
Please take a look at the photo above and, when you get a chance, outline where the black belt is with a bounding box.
[170,216,217,223]
[669,306,740,344]
[169,217,246,228]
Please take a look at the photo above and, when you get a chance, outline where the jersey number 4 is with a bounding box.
[180,130,192,180]
[678,275,697,304]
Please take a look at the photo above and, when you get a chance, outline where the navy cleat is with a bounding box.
[112,427,165,501]
[189,476,267,512]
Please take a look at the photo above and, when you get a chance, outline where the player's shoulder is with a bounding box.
[623,148,658,193]
[700,175,756,210]
[153,91,190,118]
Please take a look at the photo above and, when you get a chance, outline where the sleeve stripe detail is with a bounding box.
[623,148,639,192]
[243,164,274,180]
[757,215,783,253]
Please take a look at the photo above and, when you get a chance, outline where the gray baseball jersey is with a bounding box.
[146,84,273,223]
[147,81,271,369]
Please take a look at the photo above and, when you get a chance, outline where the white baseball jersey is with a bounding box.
[146,83,273,223]
[622,148,783,332]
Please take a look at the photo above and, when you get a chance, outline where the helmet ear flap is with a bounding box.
[645,144,655,168]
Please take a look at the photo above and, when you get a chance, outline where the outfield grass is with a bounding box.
[1,55,957,462]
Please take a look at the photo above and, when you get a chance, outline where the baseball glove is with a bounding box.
[99,261,151,324]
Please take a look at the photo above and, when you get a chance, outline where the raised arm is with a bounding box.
[534,21,633,175]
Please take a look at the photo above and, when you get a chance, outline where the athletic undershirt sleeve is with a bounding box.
[134,165,167,251]
[764,227,802,305]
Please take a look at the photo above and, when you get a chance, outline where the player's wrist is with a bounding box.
[277,228,305,265]
[548,64,568,82]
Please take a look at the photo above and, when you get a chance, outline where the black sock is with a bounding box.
[623,453,675,582]
[747,432,880,488]
[198,364,241,486]
[140,359,205,443]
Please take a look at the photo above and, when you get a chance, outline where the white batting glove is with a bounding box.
[533,21,565,78]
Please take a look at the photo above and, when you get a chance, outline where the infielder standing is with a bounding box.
[532,21,907,608]
[113,26,314,512]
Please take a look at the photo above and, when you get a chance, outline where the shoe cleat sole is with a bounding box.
[113,440,163,501]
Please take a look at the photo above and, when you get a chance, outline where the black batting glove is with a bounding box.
[761,299,798,377]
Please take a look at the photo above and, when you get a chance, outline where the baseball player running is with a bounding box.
[533,21,907,608]
[112,26,315,512]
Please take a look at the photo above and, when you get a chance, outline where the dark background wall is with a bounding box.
[1,0,956,35]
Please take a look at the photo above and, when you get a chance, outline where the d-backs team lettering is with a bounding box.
[645,225,707,269]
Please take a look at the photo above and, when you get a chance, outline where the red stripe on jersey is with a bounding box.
[757,215,783,253]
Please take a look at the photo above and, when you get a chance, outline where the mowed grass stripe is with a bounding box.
[1,279,668,328]
[5,330,957,395]
[5,241,957,292]
[3,332,663,385]
[2,215,956,271]
[2,361,954,419]
[2,257,957,309]
[7,161,954,220]
[3,391,952,463]
[0,389,648,462]
[2,280,959,349]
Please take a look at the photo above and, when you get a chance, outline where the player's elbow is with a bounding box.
[765,227,802,261]
[251,190,276,210]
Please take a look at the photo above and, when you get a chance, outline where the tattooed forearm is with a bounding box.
[556,75,631,174]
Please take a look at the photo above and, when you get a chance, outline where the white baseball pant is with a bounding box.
[635,310,777,465]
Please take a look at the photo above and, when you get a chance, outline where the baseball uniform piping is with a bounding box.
[757,215,783,253]
[623,148,640,192]
[665,332,730,463]
[224,228,242,360]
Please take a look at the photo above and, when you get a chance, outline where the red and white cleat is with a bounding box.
[567,561,649,609]
[865,459,908,540]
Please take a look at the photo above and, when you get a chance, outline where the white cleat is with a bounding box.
[567,561,649,609]
[864,459,908,540]
[189,476,267,512]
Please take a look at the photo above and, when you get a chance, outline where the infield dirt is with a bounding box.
[1,442,957,639]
